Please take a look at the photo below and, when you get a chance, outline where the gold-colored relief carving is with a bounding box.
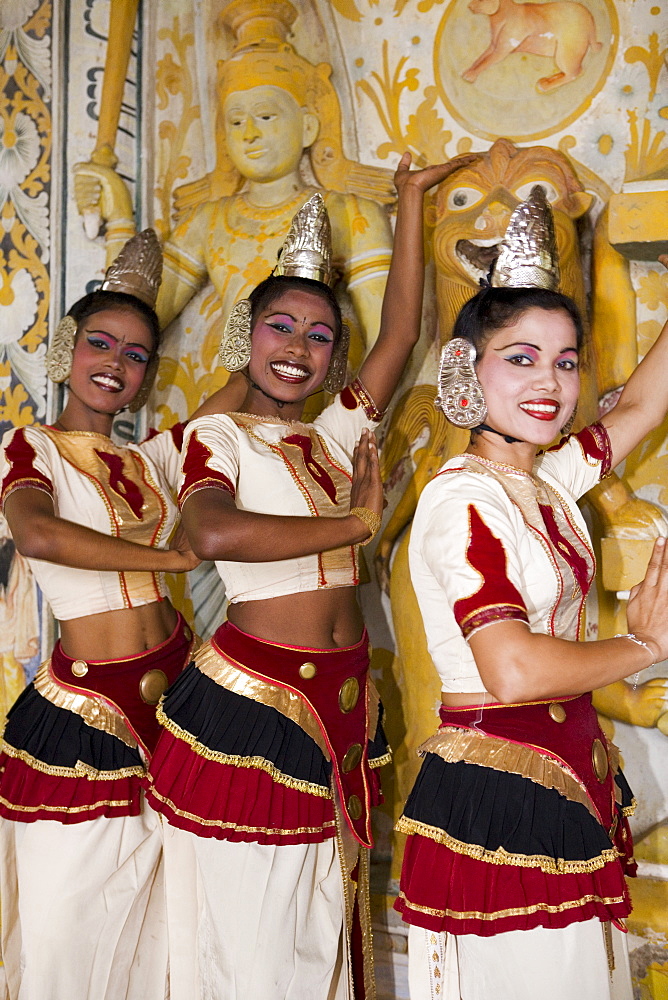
[433,0,618,141]
[153,17,200,243]
[624,109,668,183]
[357,42,452,166]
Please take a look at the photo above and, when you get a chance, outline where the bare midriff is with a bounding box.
[59,599,179,662]
[441,690,489,707]
[227,586,365,650]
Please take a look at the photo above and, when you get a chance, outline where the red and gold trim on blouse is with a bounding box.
[179,431,236,508]
[340,377,384,422]
[448,455,595,643]
[1,428,54,508]
[144,421,186,452]
[454,505,529,639]
[548,422,612,478]
[233,414,360,590]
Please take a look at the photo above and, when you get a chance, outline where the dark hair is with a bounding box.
[67,290,161,354]
[452,286,584,357]
[248,275,343,341]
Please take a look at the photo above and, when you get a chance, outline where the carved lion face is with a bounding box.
[431,138,592,341]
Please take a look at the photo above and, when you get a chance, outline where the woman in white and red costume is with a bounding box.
[396,191,668,1000]
[0,231,199,1000]
[145,153,475,1000]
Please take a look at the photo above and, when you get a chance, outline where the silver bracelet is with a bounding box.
[614,632,656,689]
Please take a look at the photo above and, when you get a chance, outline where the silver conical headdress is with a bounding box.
[490,185,559,291]
[273,193,333,286]
[101,228,163,307]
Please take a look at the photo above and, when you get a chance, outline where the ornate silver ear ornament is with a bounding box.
[218,299,253,371]
[323,323,349,394]
[435,337,487,429]
[46,316,78,383]
[490,184,560,291]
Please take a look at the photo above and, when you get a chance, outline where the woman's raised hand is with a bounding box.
[350,429,384,524]
[393,150,479,198]
[626,537,668,664]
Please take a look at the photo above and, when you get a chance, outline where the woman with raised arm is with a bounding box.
[145,153,474,1000]
[0,231,199,1000]
[395,191,668,1000]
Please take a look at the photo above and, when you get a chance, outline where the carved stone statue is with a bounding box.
[74,0,395,410]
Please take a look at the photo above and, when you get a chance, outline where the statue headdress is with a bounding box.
[47,229,163,412]
[437,185,561,427]
[219,193,348,392]
[173,0,394,217]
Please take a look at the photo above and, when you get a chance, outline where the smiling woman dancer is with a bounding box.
[145,152,473,1000]
[0,231,198,1000]
[395,189,668,1000]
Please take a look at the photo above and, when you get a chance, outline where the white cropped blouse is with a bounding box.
[0,423,183,621]
[409,425,612,694]
[178,379,383,604]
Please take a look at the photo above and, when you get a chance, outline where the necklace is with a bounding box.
[248,377,287,409]
[475,422,524,445]
[225,189,316,239]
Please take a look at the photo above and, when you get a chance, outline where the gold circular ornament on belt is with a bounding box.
[139,669,169,705]
[338,677,360,713]
[347,794,363,820]
[71,659,88,678]
[342,743,363,773]
[591,738,609,782]
[299,661,317,680]
[548,703,566,723]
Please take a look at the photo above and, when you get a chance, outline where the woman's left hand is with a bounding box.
[167,522,201,572]
[393,150,480,198]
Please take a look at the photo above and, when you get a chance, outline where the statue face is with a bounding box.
[223,85,314,182]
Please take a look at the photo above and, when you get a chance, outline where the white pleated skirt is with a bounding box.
[162,823,351,1000]
[408,919,633,1000]
[0,801,167,1000]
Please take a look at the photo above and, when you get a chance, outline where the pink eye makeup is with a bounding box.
[85,331,150,364]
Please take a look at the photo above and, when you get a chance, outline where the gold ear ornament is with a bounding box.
[46,316,78,384]
[129,353,160,413]
[218,299,253,371]
[435,338,487,429]
[323,323,349,394]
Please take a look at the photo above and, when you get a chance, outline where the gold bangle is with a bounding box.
[350,507,382,546]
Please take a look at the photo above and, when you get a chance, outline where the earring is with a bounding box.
[129,352,160,413]
[323,323,350,394]
[46,316,77,383]
[218,299,252,371]
[560,405,577,435]
[434,338,487,428]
